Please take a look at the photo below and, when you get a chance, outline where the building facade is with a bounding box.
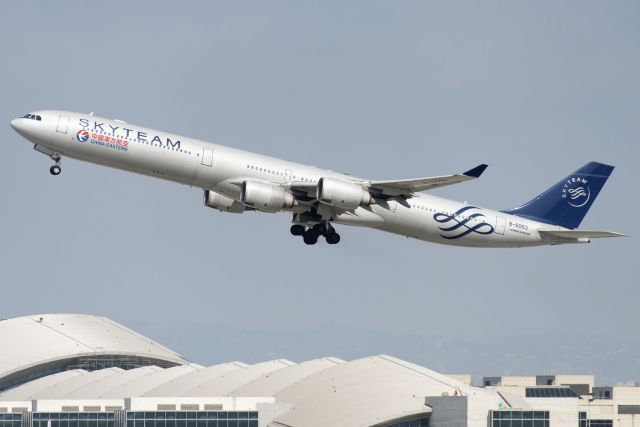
[1,314,638,427]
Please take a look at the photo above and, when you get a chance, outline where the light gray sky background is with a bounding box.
[1,1,638,385]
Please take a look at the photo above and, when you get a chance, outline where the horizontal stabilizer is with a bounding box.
[368,164,488,196]
[539,230,627,239]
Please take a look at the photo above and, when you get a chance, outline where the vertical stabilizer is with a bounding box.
[502,162,614,229]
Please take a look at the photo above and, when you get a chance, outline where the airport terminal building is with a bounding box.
[1,314,638,427]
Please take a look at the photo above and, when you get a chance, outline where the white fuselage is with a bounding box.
[12,110,569,248]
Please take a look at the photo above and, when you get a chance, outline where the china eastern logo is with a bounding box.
[562,176,590,207]
[76,129,89,142]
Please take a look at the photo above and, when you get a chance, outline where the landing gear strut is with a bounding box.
[290,222,341,245]
[33,145,63,176]
[323,223,341,245]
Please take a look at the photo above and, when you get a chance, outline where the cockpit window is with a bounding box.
[22,114,42,121]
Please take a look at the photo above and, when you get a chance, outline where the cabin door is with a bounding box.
[56,115,70,134]
[201,148,214,167]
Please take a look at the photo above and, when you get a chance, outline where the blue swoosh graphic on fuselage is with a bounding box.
[433,205,494,239]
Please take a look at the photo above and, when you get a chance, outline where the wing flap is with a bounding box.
[368,164,488,196]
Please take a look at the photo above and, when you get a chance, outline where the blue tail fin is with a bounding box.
[502,162,614,229]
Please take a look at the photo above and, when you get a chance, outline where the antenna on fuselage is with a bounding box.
[89,112,94,116]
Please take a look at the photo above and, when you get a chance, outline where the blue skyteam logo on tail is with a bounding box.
[562,176,590,208]
[433,206,494,239]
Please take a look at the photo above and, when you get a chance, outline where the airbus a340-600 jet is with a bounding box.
[10,110,625,247]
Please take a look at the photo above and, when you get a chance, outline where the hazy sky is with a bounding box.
[1,1,638,385]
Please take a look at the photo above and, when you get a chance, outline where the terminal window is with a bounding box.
[24,411,259,427]
[33,412,115,427]
[491,410,549,427]
[126,411,258,427]
[579,412,613,427]
[382,416,428,427]
[526,388,578,398]
[618,406,640,414]
[0,413,22,427]
[0,356,180,393]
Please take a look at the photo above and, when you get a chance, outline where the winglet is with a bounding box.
[463,164,488,178]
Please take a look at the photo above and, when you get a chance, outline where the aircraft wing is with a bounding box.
[367,164,488,196]
[538,230,627,239]
[233,164,488,201]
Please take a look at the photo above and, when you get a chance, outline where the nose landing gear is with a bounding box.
[49,152,62,176]
[290,222,341,245]
[49,164,61,176]
[33,145,63,176]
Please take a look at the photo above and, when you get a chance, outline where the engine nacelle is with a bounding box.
[203,190,246,213]
[240,181,296,212]
[317,177,372,210]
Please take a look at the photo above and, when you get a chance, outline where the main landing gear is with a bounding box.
[290,223,341,245]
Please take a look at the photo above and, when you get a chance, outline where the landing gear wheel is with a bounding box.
[326,232,341,245]
[313,223,328,236]
[50,165,61,176]
[303,229,319,245]
[290,225,305,236]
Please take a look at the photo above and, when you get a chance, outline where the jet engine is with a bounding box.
[240,181,297,212]
[316,177,372,210]
[203,190,246,213]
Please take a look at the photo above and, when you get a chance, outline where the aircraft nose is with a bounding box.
[10,118,30,138]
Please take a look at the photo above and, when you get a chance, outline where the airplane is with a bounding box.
[10,110,626,247]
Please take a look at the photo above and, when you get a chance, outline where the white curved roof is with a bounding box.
[181,360,295,397]
[0,314,187,385]
[144,362,247,397]
[231,357,345,397]
[99,364,202,398]
[0,354,503,427]
[64,366,161,399]
[272,355,502,427]
[0,370,87,400]
[28,367,125,399]
[0,314,508,427]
